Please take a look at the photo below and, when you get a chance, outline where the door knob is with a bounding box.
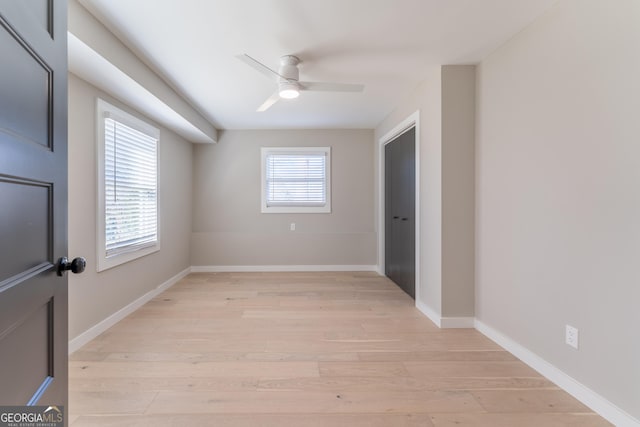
[56,257,87,276]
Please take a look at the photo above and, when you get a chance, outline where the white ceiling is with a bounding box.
[78,0,558,130]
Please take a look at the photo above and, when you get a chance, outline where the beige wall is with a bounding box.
[442,66,476,317]
[68,74,193,340]
[191,129,376,267]
[375,66,476,321]
[476,0,640,419]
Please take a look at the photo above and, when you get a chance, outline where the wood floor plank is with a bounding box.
[193,318,367,333]
[70,360,319,379]
[144,390,483,414]
[69,377,259,393]
[319,361,410,377]
[72,414,434,427]
[429,413,613,426]
[242,309,421,320]
[470,389,592,413]
[265,338,449,353]
[69,272,609,426]
[404,361,541,379]
[103,350,359,362]
[256,376,556,392]
[361,319,441,333]
[75,337,268,353]
[69,391,157,415]
[357,350,518,362]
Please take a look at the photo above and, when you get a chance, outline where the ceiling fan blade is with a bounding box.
[237,54,282,80]
[300,81,364,93]
[257,92,281,112]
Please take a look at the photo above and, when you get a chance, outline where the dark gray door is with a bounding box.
[0,0,71,409]
[385,127,416,298]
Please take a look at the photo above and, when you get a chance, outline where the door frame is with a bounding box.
[378,110,420,304]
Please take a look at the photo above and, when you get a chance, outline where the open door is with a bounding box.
[0,0,80,419]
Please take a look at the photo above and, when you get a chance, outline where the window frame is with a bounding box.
[96,98,161,272]
[261,146,331,214]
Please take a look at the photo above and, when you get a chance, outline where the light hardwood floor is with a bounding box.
[69,272,611,426]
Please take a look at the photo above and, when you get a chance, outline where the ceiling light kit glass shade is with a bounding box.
[279,81,300,99]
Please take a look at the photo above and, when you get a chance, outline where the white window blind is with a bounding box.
[104,116,158,257]
[261,147,331,214]
[265,151,327,207]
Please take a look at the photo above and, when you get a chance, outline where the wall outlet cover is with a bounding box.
[565,324,579,349]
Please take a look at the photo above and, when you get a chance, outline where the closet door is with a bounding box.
[384,127,415,299]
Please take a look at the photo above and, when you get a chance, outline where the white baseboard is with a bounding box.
[475,319,640,427]
[191,265,378,273]
[414,301,474,329]
[416,299,441,327]
[68,267,191,354]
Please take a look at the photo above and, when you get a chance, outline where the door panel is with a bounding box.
[28,0,54,37]
[0,19,52,148]
[0,0,69,412]
[0,178,52,283]
[384,127,416,299]
[0,295,52,404]
[384,143,395,280]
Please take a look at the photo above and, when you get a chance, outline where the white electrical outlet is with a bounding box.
[290,223,296,231]
[565,325,579,349]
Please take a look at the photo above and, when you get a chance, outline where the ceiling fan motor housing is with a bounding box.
[279,55,300,84]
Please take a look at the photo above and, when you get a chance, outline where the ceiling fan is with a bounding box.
[237,54,365,112]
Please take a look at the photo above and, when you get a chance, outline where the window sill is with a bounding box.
[261,206,331,214]
[97,244,160,272]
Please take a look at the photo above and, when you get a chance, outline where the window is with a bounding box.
[97,99,160,271]
[261,147,331,213]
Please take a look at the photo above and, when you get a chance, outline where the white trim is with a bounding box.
[191,265,378,273]
[415,302,474,329]
[96,98,161,272]
[378,111,421,306]
[68,267,190,354]
[475,319,640,427]
[260,146,331,214]
[416,299,441,327]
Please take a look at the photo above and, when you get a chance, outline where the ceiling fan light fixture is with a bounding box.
[279,82,300,99]
[237,53,364,111]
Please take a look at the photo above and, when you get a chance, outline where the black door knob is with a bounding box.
[56,257,87,276]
